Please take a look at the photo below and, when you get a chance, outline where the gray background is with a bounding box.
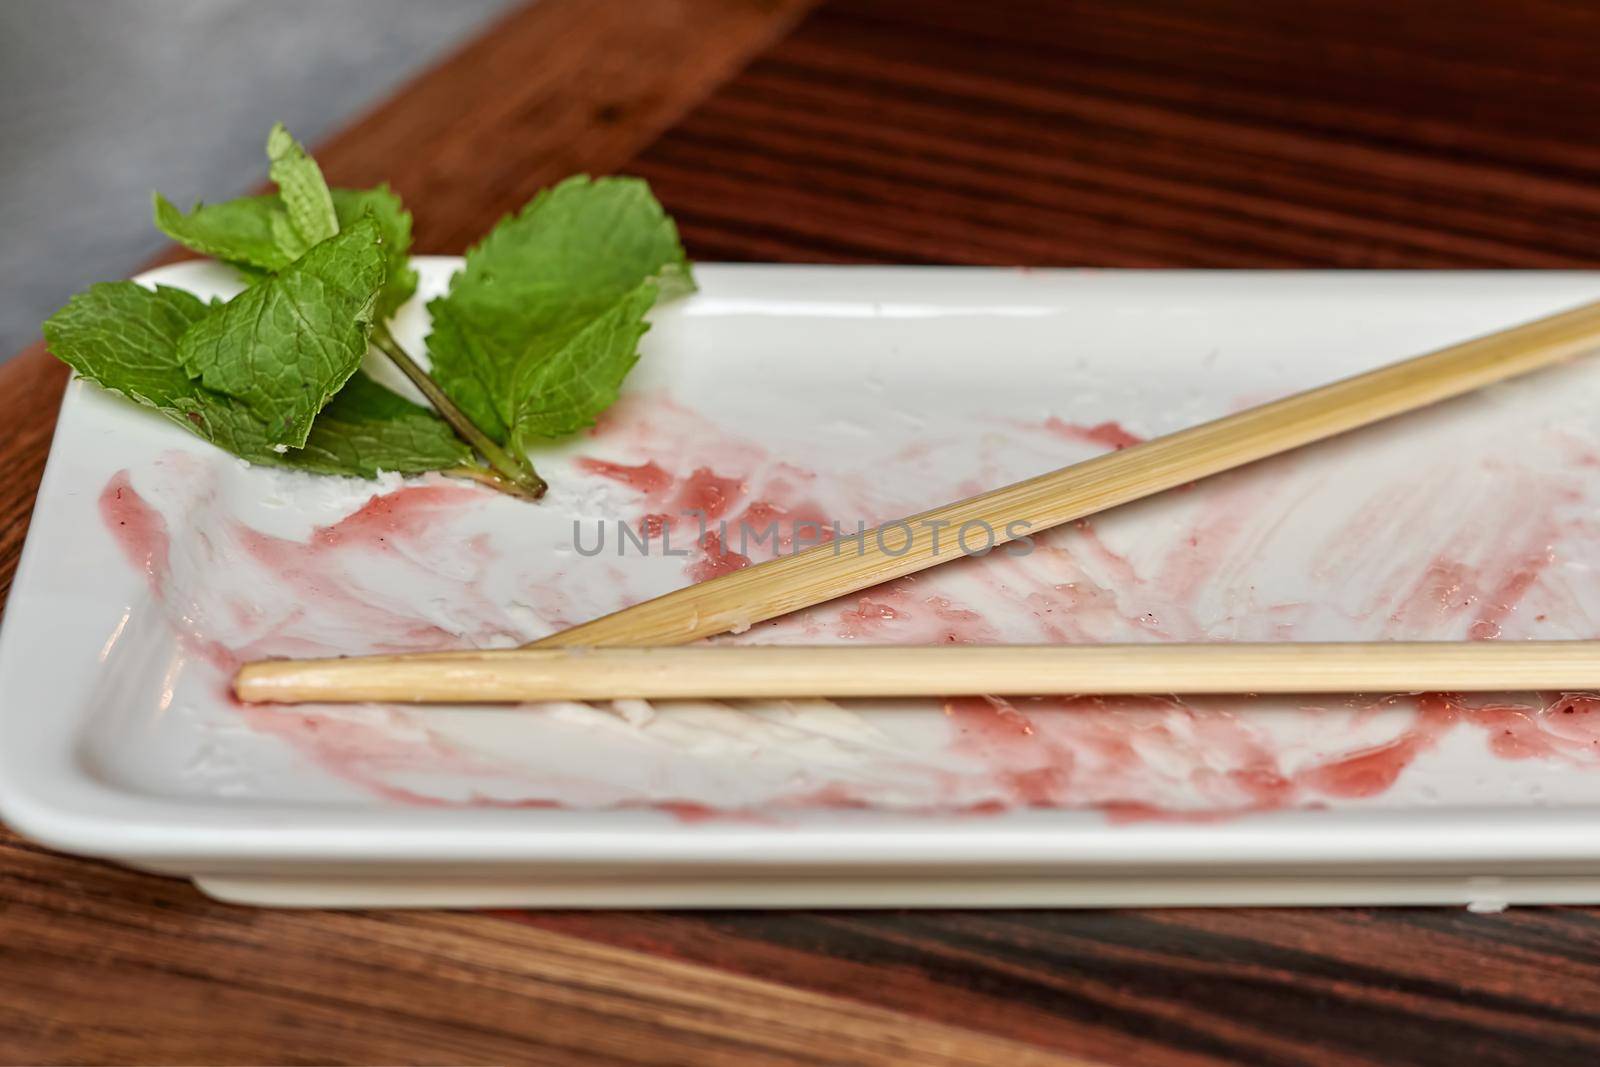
[0,0,517,361]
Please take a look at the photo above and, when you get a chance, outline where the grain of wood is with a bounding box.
[521,908,1600,1067]
[308,0,817,252]
[629,0,1600,269]
[0,839,1097,1067]
[1144,908,1600,1042]
[0,351,68,611]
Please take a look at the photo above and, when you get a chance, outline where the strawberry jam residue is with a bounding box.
[305,484,478,549]
[1042,417,1146,451]
[1467,693,1600,761]
[675,467,745,520]
[837,597,902,638]
[101,470,507,666]
[577,426,758,580]
[576,457,674,495]
[935,689,1474,816]
[99,471,171,586]
[688,530,751,581]
[1296,694,1460,798]
[95,384,1600,821]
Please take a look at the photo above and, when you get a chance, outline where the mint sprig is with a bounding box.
[426,175,692,453]
[152,194,284,275]
[46,123,692,500]
[177,218,385,447]
[42,281,469,476]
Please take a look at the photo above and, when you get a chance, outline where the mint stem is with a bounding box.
[370,323,547,499]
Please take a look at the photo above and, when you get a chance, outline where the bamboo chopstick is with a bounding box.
[234,642,1600,704]
[526,298,1600,649]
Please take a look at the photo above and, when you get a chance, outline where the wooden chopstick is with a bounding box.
[528,298,1600,649]
[234,642,1600,704]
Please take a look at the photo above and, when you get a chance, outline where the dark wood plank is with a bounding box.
[0,351,67,610]
[515,909,1600,1067]
[309,0,814,251]
[8,1,1600,1065]
[0,835,1088,1067]
[627,0,1600,268]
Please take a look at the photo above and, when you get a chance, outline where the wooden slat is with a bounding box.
[627,0,1600,268]
[0,349,67,610]
[0,835,1095,1067]
[519,907,1600,1066]
[308,0,815,251]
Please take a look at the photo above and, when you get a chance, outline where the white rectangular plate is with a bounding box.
[6,262,1600,909]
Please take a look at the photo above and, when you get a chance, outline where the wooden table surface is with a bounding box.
[5,1,1600,1063]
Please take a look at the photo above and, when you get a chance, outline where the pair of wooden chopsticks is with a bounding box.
[234,298,1600,705]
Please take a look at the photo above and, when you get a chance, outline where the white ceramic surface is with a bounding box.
[6,261,1600,907]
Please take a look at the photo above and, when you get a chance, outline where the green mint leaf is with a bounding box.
[43,281,214,408]
[154,125,350,274]
[154,183,418,313]
[332,185,418,320]
[169,369,470,477]
[177,218,386,447]
[41,283,305,468]
[44,281,466,477]
[266,122,339,257]
[419,297,512,442]
[152,193,291,273]
[425,175,691,448]
[288,371,472,476]
[510,281,655,441]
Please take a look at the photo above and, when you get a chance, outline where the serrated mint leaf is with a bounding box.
[70,130,695,500]
[420,297,511,441]
[287,371,471,476]
[180,371,471,477]
[44,281,464,477]
[155,182,420,313]
[44,282,213,407]
[152,193,291,273]
[425,175,691,449]
[266,122,339,258]
[332,185,418,320]
[177,218,386,447]
[43,282,295,466]
[510,281,655,440]
[155,125,372,286]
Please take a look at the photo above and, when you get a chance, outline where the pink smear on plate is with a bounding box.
[98,391,1600,822]
[1041,418,1146,451]
[100,471,170,586]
